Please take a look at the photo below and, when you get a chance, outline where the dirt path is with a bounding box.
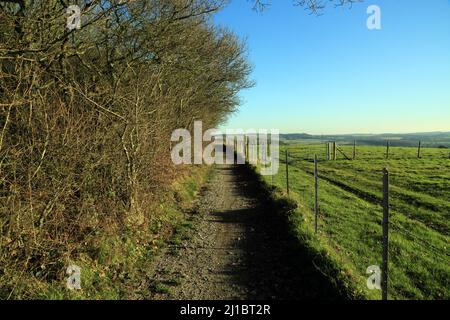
[150,164,344,300]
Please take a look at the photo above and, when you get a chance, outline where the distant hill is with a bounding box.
[280,131,450,147]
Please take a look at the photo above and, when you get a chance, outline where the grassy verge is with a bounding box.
[4,165,213,300]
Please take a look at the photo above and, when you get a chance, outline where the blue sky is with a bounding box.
[214,0,450,134]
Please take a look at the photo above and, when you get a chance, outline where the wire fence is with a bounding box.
[285,140,450,161]
[236,139,449,300]
[279,149,449,299]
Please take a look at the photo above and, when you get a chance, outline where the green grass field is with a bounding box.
[261,143,449,299]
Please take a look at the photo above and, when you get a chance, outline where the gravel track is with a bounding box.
[150,164,344,300]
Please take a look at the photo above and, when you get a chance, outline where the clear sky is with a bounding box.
[214,0,450,134]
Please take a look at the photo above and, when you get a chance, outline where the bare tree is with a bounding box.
[251,0,364,13]
[0,0,252,298]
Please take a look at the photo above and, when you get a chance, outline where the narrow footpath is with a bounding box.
[150,164,344,300]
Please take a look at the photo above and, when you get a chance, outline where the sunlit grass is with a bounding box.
[258,144,450,299]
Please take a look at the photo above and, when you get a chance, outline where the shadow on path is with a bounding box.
[213,165,345,300]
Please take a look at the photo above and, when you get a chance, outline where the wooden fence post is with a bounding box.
[314,154,319,234]
[329,142,332,160]
[285,150,289,196]
[270,137,274,185]
[382,168,390,300]
[417,141,421,159]
[328,142,331,160]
